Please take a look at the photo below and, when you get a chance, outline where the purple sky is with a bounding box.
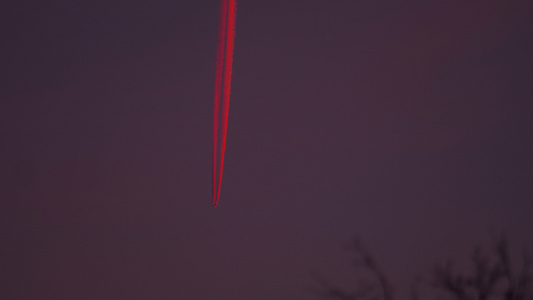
[2,1,533,299]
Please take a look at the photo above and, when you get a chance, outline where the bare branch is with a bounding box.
[430,234,532,300]
[311,237,393,300]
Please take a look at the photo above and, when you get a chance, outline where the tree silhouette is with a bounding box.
[312,235,532,300]
[311,237,393,300]
[428,235,532,300]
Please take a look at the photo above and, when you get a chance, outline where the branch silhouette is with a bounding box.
[312,234,532,300]
[431,235,532,300]
[312,237,393,300]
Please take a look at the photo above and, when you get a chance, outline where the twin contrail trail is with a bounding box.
[213,0,237,207]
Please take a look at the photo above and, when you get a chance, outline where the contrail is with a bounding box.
[213,0,237,207]
[213,0,228,206]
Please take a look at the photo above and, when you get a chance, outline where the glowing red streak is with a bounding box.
[213,0,228,206]
[213,0,237,207]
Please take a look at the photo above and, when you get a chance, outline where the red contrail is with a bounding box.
[213,0,228,206]
[213,0,237,207]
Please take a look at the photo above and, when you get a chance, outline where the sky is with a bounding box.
[1,1,533,299]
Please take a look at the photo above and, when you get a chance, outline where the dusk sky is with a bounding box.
[2,1,533,299]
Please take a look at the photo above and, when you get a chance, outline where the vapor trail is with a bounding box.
[213,0,228,206]
[213,0,237,207]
